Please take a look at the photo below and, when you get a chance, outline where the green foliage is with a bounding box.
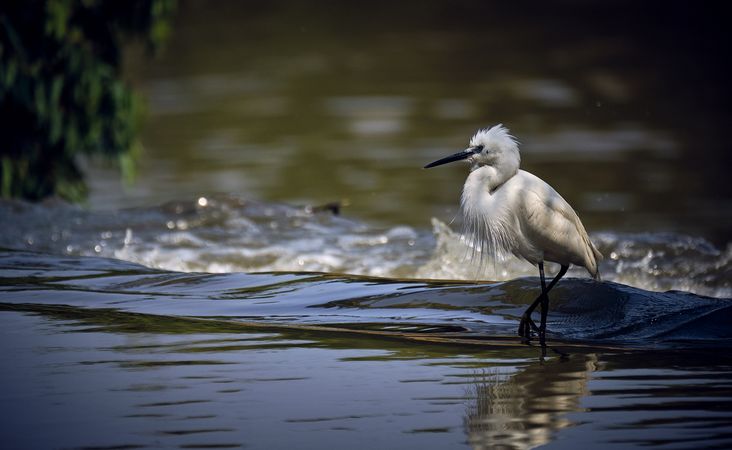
[0,0,176,201]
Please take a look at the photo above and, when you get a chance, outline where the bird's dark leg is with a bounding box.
[545,264,569,293]
[518,263,569,341]
[539,264,568,343]
[539,263,549,343]
[519,263,547,339]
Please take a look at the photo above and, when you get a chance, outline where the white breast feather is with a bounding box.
[460,175,518,266]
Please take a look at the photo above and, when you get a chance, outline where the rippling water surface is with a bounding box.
[3,1,732,448]
[1,197,732,449]
[2,196,729,298]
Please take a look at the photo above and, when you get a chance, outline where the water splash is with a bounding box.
[1,196,729,298]
[0,249,730,348]
[419,218,732,298]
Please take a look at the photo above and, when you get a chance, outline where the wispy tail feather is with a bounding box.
[590,241,603,281]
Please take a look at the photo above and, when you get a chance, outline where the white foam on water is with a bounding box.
[1,197,729,298]
[418,218,732,298]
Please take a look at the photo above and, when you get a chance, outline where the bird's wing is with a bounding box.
[520,174,601,277]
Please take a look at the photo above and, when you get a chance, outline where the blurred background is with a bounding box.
[3,5,732,449]
[4,0,732,243]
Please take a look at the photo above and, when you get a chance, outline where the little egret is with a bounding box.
[424,124,602,342]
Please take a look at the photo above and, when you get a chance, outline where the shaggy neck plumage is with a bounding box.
[469,147,520,193]
[459,141,521,262]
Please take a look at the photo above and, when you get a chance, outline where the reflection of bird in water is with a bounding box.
[424,125,602,341]
[464,353,599,449]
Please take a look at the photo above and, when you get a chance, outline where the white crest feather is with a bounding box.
[469,124,519,149]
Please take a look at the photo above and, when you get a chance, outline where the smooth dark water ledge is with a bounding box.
[2,298,732,450]
[1,249,730,349]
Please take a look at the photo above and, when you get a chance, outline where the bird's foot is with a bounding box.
[537,323,558,347]
[518,314,540,339]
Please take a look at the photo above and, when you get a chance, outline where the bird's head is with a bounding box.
[424,124,520,171]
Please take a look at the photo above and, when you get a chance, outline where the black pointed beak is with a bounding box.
[424,148,475,169]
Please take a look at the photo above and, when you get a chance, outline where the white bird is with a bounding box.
[424,124,602,342]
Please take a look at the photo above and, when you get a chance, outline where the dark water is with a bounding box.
[4,1,732,448]
[2,247,732,449]
[100,1,732,243]
[1,192,731,448]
